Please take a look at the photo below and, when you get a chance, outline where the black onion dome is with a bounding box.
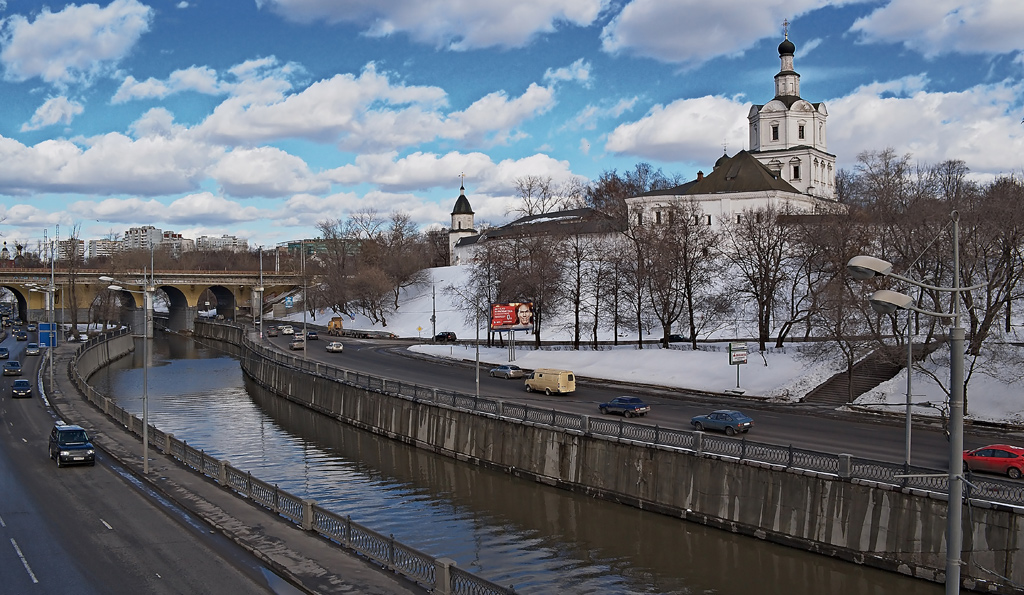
[451,185,474,215]
[715,152,730,169]
[778,37,795,56]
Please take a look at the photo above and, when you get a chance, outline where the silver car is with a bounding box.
[25,342,41,356]
[489,365,524,379]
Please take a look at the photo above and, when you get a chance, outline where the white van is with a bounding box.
[524,369,576,395]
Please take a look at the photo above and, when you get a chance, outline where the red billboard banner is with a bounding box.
[490,302,534,332]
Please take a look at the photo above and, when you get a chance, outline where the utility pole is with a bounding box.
[431,282,436,339]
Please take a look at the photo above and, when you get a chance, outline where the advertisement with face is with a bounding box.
[490,302,534,331]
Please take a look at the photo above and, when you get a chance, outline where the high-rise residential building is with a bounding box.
[196,235,248,252]
[88,238,120,259]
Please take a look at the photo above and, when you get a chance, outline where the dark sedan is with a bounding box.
[3,361,22,376]
[11,378,32,398]
[599,396,651,418]
[690,410,753,436]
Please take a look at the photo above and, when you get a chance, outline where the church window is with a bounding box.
[736,214,742,224]
[637,212,643,226]
[771,125,779,141]
[655,211,662,224]
[706,215,712,226]
[798,125,805,139]
[792,165,801,180]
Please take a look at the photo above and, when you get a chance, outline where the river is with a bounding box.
[87,333,941,594]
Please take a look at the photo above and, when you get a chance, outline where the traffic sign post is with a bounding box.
[729,342,748,389]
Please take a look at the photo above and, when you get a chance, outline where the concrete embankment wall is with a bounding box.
[75,333,135,378]
[198,323,1023,593]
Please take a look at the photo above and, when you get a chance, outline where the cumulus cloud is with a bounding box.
[568,96,639,130]
[600,0,828,66]
[209,146,330,197]
[195,62,555,151]
[604,95,749,163]
[21,96,85,131]
[828,76,1024,177]
[0,0,152,86]
[850,0,1024,58]
[257,0,605,50]
[544,58,592,86]
[112,66,221,103]
[66,193,265,226]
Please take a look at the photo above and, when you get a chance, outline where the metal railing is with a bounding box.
[233,324,1024,509]
[68,330,514,595]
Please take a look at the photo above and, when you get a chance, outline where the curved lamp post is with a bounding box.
[100,275,155,475]
[847,212,983,595]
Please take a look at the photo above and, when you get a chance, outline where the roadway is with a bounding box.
[0,330,293,594]
[276,332,1024,473]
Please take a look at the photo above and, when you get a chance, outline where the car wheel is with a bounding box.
[544,388,552,396]
[600,407,608,415]
[694,422,704,431]
[725,426,736,436]
[1010,467,1022,480]
[489,371,495,377]
[504,373,511,379]
[526,385,533,393]
[624,410,633,418]
[55,455,62,468]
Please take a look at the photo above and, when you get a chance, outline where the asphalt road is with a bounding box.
[0,331,286,595]
[278,333,1024,473]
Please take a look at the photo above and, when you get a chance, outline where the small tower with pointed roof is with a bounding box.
[448,181,476,265]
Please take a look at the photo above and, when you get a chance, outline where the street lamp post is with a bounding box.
[846,212,983,595]
[100,274,155,475]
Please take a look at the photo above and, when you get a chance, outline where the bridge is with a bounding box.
[0,268,304,334]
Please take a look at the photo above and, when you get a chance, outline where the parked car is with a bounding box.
[25,342,40,356]
[524,368,576,395]
[15,331,28,341]
[288,338,305,350]
[3,361,22,376]
[963,445,1024,479]
[599,396,651,418]
[434,331,457,342]
[280,325,295,335]
[690,410,753,436]
[666,334,688,343]
[489,365,524,379]
[49,422,96,467]
[306,330,319,340]
[0,346,8,359]
[325,341,344,353]
[11,378,32,398]
[265,327,279,337]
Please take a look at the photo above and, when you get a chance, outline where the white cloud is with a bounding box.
[0,0,152,86]
[112,66,221,103]
[0,202,65,227]
[209,146,330,197]
[544,58,592,86]
[568,96,639,130]
[21,96,85,131]
[258,0,606,50]
[66,193,265,226]
[604,95,749,163]
[600,0,829,66]
[195,62,555,151]
[828,76,1024,177]
[850,0,1024,58]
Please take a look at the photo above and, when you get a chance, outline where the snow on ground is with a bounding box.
[276,265,1024,426]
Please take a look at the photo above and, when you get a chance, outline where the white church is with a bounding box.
[450,32,842,265]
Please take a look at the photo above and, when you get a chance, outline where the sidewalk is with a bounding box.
[44,342,428,595]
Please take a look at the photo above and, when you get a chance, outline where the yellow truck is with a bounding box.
[327,317,345,336]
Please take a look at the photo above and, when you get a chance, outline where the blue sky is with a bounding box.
[0,0,1022,252]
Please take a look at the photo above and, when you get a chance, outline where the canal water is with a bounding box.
[88,333,941,594]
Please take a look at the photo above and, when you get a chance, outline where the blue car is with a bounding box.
[690,410,753,436]
[599,396,651,418]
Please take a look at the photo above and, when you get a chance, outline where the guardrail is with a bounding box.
[238,326,1024,509]
[68,330,515,595]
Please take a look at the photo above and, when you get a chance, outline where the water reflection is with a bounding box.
[90,334,941,594]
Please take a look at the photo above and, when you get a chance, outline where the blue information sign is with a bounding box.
[39,322,58,347]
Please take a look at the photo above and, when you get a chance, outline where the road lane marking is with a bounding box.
[10,538,39,583]
[0,514,6,527]
[101,519,113,530]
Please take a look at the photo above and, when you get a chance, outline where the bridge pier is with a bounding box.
[167,305,198,333]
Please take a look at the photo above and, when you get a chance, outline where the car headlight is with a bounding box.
[60,450,71,456]
[87,449,95,455]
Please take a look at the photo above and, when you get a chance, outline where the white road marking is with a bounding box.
[101,519,113,530]
[10,538,39,583]
[0,514,6,528]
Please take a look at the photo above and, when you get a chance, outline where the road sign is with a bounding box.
[285,296,294,307]
[729,342,748,365]
[39,322,58,347]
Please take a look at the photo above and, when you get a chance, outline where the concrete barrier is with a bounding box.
[202,322,1024,594]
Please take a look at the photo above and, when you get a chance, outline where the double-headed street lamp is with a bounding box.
[100,274,156,475]
[847,212,983,595]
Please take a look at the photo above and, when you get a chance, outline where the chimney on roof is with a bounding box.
[696,170,704,181]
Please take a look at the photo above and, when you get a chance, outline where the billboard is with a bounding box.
[490,302,534,332]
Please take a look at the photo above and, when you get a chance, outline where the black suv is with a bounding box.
[434,331,457,342]
[49,422,96,467]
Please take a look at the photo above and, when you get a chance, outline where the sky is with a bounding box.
[1,0,1023,253]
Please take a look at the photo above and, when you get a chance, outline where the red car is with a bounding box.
[963,445,1024,479]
